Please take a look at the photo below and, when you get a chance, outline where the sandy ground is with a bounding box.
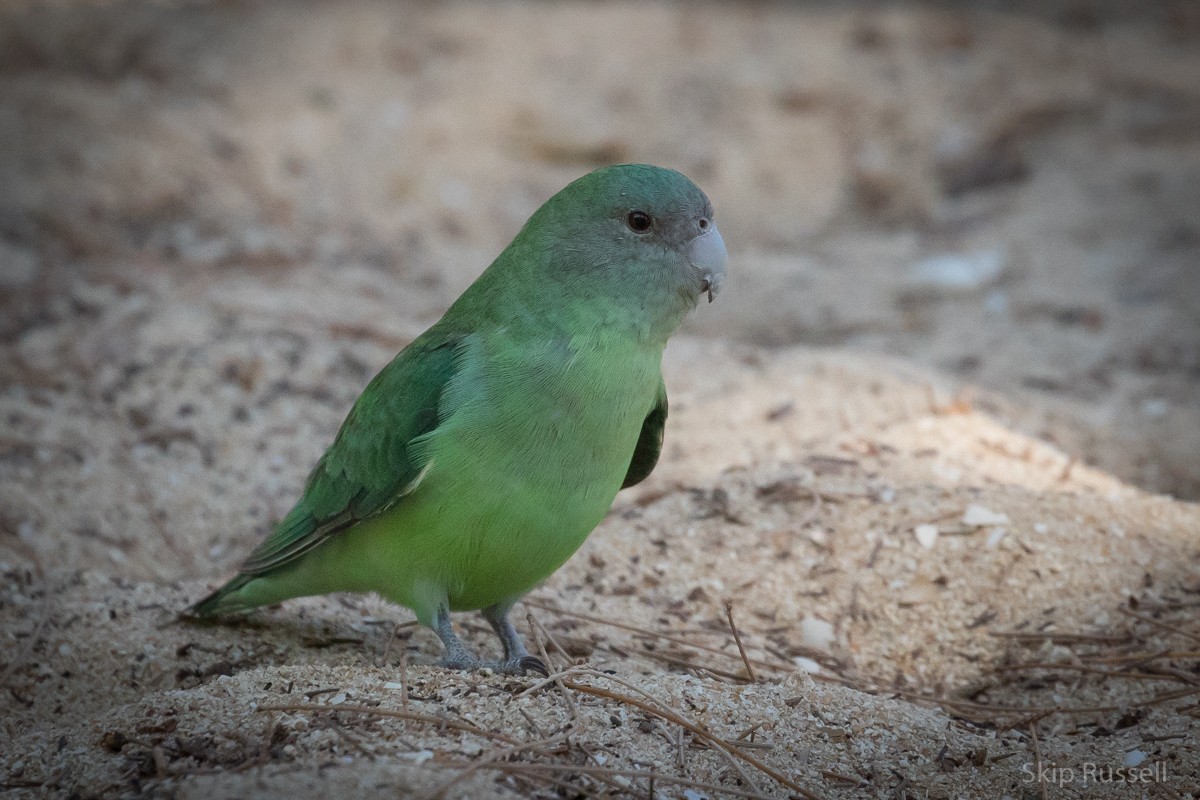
[2,1,1199,798]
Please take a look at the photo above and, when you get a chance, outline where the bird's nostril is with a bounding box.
[698,218,709,230]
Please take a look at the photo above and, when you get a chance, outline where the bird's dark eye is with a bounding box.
[698,217,709,230]
[626,210,652,233]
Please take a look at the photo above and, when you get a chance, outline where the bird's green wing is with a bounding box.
[621,378,668,489]
[237,334,460,576]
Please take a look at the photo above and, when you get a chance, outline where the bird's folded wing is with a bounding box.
[238,334,461,575]
[621,377,667,489]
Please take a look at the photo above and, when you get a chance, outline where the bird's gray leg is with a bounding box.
[433,605,482,670]
[481,602,548,676]
[482,604,529,661]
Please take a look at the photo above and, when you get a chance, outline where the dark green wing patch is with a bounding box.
[238,335,459,576]
[621,379,667,489]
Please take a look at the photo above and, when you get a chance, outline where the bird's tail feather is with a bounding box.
[183,574,257,619]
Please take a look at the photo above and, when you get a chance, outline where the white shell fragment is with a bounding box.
[962,504,1010,527]
[914,524,939,549]
[907,249,1005,292]
[793,657,823,674]
[406,750,435,765]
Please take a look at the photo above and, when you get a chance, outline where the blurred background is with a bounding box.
[1,0,1197,512]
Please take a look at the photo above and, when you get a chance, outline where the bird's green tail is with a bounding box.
[184,574,258,619]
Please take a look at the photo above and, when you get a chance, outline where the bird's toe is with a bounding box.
[438,653,483,671]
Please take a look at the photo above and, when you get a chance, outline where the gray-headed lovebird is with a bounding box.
[187,164,728,675]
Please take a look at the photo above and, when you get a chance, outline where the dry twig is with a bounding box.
[725,602,758,683]
[989,630,1130,645]
[560,670,822,800]
[996,661,1193,683]
[526,598,846,679]
[416,735,568,800]
[1118,607,1200,646]
[256,703,524,746]
[1029,723,1049,800]
[526,612,579,719]
[430,759,773,799]
[889,686,1200,723]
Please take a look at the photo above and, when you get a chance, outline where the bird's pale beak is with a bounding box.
[687,224,727,303]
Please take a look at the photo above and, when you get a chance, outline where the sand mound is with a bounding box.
[4,339,1198,798]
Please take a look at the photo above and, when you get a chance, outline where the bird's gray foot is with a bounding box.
[481,602,547,675]
[431,603,549,675]
[434,605,483,670]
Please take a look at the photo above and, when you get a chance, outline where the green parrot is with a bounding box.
[186,164,727,674]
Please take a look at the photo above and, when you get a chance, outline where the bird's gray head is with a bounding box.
[525,164,728,312]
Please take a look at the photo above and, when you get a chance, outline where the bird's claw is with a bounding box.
[480,655,548,676]
[518,655,550,677]
[488,655,549,676]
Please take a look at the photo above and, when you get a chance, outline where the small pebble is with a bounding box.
[914,524,938,549]
[984,289,1009,315]
[1141,398,1168,418]
[799,617,835,653]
